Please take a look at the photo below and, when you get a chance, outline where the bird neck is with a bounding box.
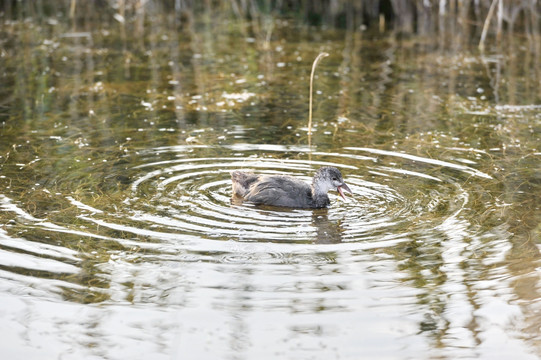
[311,187,330,208]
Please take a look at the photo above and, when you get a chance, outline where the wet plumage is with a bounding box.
[231,166,352,209]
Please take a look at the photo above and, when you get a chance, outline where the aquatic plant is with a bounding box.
[308,52,329,148]
[3,0,539,43]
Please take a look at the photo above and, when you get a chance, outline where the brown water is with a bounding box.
[1,3,541,359]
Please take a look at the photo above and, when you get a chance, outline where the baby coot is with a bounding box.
[231,166,352,209]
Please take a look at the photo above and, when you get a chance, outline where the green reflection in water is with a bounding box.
[0,1,540,359]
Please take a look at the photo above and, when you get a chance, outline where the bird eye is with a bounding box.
[332,177,337,181]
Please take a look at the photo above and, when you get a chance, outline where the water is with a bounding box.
[1,3,541,359]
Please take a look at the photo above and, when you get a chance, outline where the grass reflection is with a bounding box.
[0,1,540,358]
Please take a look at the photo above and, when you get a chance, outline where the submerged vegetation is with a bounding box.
[0,0,539,245]
[0,1,541,359]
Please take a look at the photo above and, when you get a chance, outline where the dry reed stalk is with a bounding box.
[479,0,502,52]
[308,52,329,148]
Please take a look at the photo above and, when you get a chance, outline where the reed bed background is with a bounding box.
[2,0,540,46]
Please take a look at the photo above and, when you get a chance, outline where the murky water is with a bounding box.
[1,3,541,359]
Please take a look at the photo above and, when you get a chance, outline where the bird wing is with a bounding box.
[245,176,312,208]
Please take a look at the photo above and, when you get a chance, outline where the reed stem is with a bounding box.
[308,52,329,148]
[479,0,501,52]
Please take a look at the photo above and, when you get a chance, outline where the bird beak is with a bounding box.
[337,183,352,201]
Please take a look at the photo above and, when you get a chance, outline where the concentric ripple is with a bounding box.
[49,144,492,248]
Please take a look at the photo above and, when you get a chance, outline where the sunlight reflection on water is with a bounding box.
[1,3,541,359]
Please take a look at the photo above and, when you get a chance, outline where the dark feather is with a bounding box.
[231,167,350,209]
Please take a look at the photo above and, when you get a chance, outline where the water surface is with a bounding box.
[1,3,541,359]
